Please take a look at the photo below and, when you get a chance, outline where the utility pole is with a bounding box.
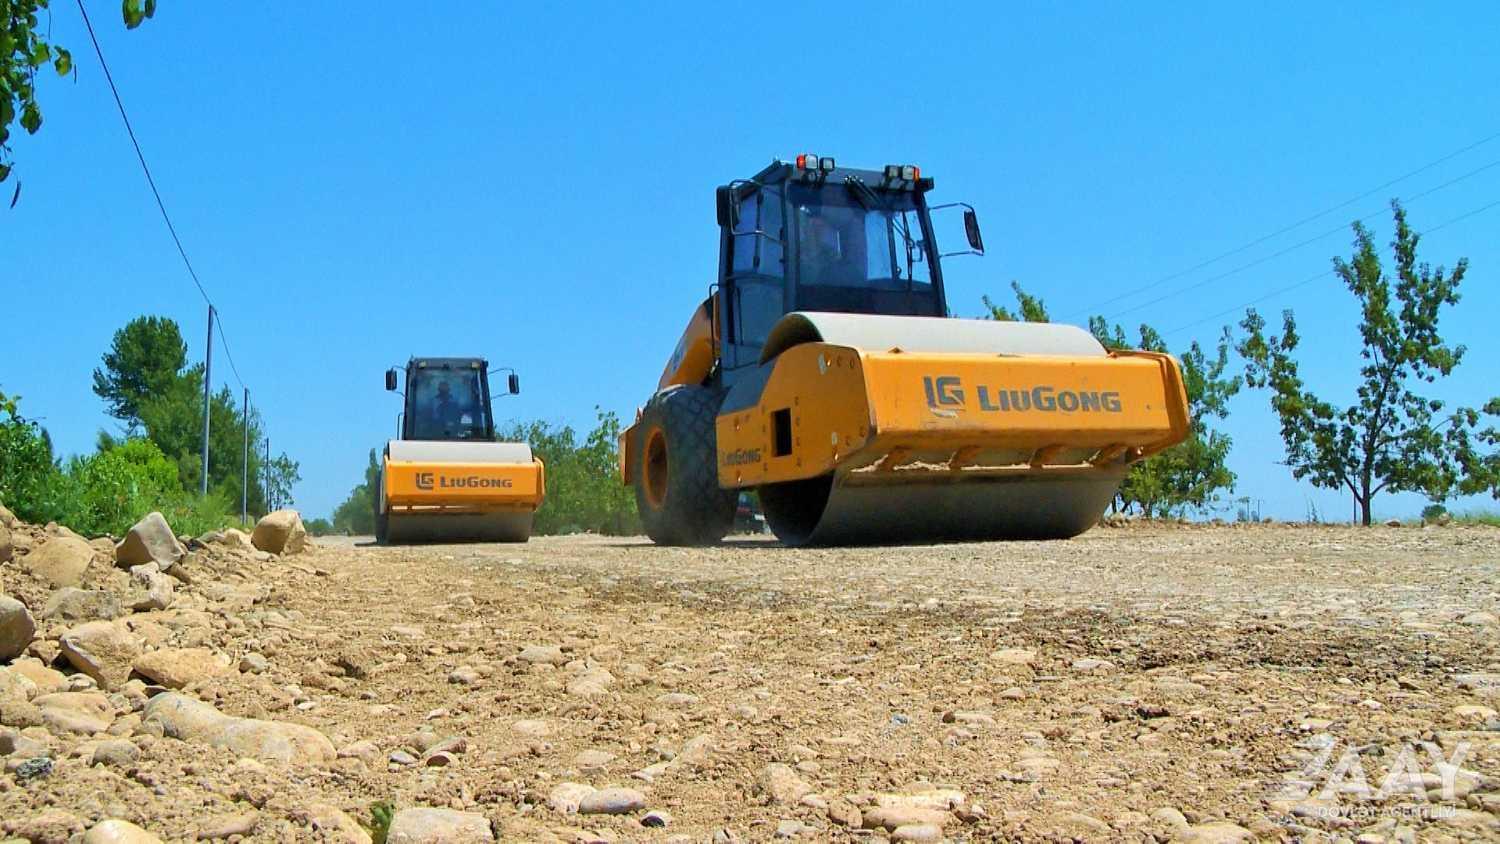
[201,304,214,496]
[263,437,272,512]
[241,388,250,526]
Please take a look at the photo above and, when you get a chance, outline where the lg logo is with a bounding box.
[923,375,965,408]
[415,472,435,490]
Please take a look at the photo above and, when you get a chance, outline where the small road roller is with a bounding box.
[375,357,544,543]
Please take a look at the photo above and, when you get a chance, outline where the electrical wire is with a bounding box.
[1062,131,1500,321]
[1161,196,1500,338]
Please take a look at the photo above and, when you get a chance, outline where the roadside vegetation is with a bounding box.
[0,316,299,537]
[984,203,1499,521]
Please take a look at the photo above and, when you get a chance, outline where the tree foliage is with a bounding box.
[92,315,188,426]
[984,284,1242,517]
[93,315,297,514]
[1,0,154,190]
[1237,201,1498,524]
[330,449,380,535]
[498,408,638,535]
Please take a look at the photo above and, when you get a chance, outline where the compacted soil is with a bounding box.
[3,523,1499,842]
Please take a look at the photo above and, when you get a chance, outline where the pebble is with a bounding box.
[578,787,647,815]
[389,750,418,766]
[640,810,672,828]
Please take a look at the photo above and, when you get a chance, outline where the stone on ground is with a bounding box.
[143,691,335,765]
[59,619,142,691]
[0,594,36,661]
[83,819,163,843]
[114,512,186,568]
[41,587,124,622]
[25,535,96,588]
[385,808,494,843]
[251,509,308,554]
[132,647,231,689]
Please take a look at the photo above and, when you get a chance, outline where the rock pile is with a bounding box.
[0,506,346,841]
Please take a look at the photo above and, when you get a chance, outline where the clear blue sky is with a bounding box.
[3,2,1498,523]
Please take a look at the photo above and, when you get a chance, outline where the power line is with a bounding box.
[1161,196,1500,338]
[74,0,210,307]
[212,309,245,390]
[1080,157,1500,324]
[1062,130,1500,321]
[78,0,249,397]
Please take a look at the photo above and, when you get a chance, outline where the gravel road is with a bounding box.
[5,523,1499,842]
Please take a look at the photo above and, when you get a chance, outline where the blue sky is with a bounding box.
[3,2,1498,523]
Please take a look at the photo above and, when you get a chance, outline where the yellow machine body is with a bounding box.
[716,343,1187,488]
[380,441,545,543]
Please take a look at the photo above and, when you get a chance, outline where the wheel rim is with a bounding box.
[643,427,668,509]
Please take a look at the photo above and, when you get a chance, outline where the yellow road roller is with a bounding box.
[376,357,544,543]
[621,156,1191,546]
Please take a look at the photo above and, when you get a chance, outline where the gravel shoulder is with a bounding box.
[4,523,1499,841]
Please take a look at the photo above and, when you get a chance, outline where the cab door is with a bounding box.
[721,185,788,376]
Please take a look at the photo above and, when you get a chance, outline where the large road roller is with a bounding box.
[375,357,544,543]
[620,156,1191,546]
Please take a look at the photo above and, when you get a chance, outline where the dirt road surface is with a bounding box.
[4,524,1499,842]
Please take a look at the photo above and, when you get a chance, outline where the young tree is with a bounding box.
[984,281,1051,323]
[2,0,154,190]
[92,316,189,428]
[1237,201,1497,524]
[983,284,1242,517]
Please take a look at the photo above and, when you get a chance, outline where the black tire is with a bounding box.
[634,385,736,545]
[373,469,389,544]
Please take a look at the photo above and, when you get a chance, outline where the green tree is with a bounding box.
[984,281,1051,322]
[93,315,288,516]
[331,449,380,535]
[982,284,1242,517]
[496,408,638,535]
[0,389,67,522]
[92,316,189,429]
[1237,201,1498,525]
[2,0,154,189]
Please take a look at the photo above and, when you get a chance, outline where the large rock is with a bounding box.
[41,587,124,622]
[143,692,335,765]
[83,819,163,844]
[133,647,231,689]
[299,804,372,844]
[114,512,186,568]
[0,521,12,563]
[25,535,96,588]
[219,528,254,552]
[1,594,36,662]
[0,501,15,527]
[127,565,175,612]
[385,809,494,843]
[252,510,308,555]
[60,620,142,690]
[34,691,113,734]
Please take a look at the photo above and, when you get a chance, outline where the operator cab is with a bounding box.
[715,156,983,378]
[384,357,519,441]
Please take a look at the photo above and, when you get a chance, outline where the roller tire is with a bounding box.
[634,385,736,546]
[373,468,389,545]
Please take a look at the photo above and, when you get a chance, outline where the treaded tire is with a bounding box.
[634,385,736,546]
[373,468,389,545]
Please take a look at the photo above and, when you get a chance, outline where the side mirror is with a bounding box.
[508,373,520,395]
[715,185,739,229]
[384,369,398,391]
[963,208,985,254]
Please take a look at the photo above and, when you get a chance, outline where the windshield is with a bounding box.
[407,367,490,441]
[789,182,933,291]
